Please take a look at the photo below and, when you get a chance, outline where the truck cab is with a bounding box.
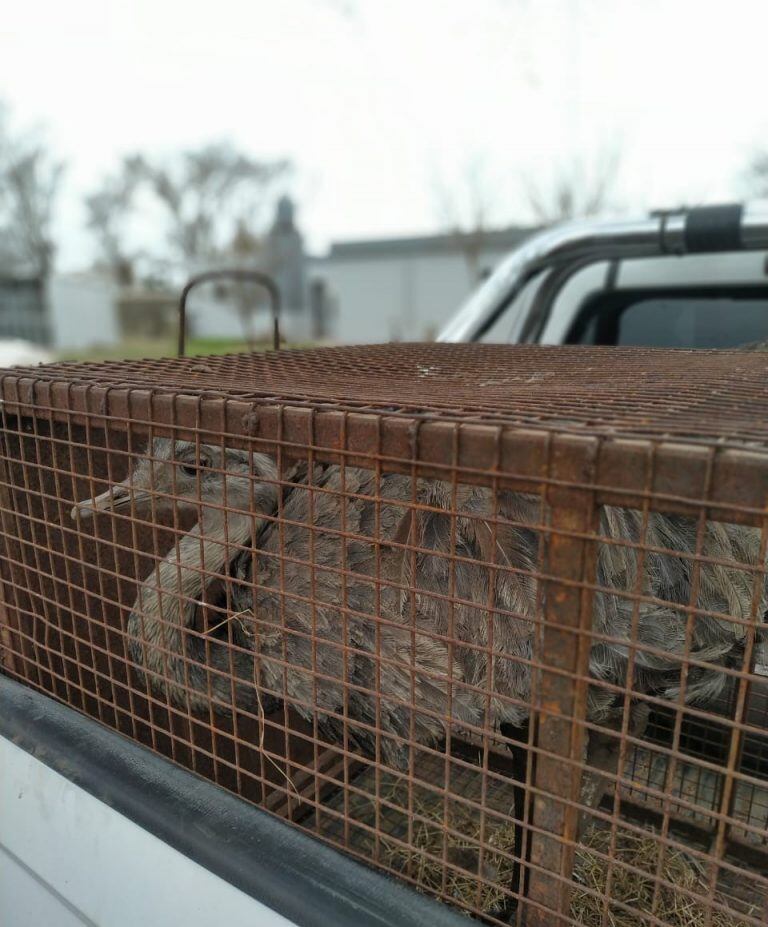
[438,203,768,348]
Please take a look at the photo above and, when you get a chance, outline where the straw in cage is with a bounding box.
[312,758,759,925]
[570,828,759,927]
[307,753,520,914]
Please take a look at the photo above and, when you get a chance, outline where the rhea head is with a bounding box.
[71,438,279,522]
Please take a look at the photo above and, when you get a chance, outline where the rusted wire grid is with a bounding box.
[4,604,760,927]
[5,343,768,449]
[4,540,760,896]
[3,542,766,804]
[8,492,768,717]
[3,524,768,828]
[7,478,768,768]
[3,381,768,542]
[4,548,760,927]
[1,348,768,925]
[4,552,760,876]
[596,440,655,927]
[6,428,768,776]
[1,640,760,927]
[649,450,718,920]
[5,564,766,846]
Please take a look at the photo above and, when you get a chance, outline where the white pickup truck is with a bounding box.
[3,202,768,927]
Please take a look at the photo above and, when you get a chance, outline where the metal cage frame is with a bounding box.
[0,344,766,926]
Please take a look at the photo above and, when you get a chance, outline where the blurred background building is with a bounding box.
[1,196,536,354]
[317,225,533,343]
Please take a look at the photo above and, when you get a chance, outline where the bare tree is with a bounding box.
[84,156,143,285]
[524,148,621,225]
[228,220,267,349]
[131,142,290,267]
[0,104,64,280]
[434,159,498,283]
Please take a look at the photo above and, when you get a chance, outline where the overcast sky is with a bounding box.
[2,0,767,270]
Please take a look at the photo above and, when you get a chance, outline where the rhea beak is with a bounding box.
[70,480,150,521]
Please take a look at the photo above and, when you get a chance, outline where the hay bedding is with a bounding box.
[570,829,753,927]
[383,795,753,925]
[312,765,757,925]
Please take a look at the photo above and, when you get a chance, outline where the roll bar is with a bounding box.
[437,202,768,343]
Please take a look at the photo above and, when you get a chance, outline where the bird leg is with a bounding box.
[578,724,621,835]
[496,721,530,924]
[578,701,651,835]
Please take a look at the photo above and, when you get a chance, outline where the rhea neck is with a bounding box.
[161,501,256,613]
[128,499,261,709]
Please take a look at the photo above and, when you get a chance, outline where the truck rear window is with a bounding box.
[566,288,768,349]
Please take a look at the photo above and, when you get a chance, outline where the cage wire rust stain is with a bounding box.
[0,343,767,927]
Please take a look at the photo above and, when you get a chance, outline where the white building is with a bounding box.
[11,216,536,355]
[49,272,120,351]
[313,226,535,343]
[0,271,120,356]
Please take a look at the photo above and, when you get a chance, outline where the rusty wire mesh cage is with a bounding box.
[0,343,767,926]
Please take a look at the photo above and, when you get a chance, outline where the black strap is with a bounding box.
[684,204,743,253]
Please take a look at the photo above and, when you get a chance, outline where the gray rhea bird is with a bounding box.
[72,439,765,743]
[72,440,485,761]
[73,439,766,907]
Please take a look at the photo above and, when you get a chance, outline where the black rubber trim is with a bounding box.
[684,203,744,253]
[0,676,467,927]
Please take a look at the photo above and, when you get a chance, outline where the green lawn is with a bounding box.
[56,337,314,363]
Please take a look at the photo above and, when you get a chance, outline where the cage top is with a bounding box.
[4,342,768,446]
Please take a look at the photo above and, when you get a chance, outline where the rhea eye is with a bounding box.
[180,458,210,478]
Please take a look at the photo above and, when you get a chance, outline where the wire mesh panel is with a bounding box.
[0,344,767,926]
